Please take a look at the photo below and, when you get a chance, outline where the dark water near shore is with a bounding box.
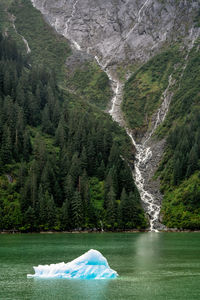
[0,232,200,299]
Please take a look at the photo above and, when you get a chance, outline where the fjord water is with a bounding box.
[0,233,200,300]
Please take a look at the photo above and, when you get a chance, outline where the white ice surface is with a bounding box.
[27,249,118,279]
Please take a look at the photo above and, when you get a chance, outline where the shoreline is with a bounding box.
[1,229,200,234]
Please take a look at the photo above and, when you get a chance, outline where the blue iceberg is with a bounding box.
[27,249,118,279]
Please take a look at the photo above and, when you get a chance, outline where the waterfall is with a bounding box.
[10,14,31,54]
[89,56,175,231]
[94,47,174,231]
[102,70,174,231]
[126,76,174,231]
[63,0,81,51]
[30,0,175,231]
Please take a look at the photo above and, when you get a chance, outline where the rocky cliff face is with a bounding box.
[30,0,200,231]
[31,0,199,68]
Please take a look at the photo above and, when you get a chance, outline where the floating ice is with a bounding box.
[27,249,118,279]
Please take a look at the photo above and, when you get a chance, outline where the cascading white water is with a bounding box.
[94,44,176,231]
[95,56,125,126]
[127,132,160,232]
[126,76,174,231]
[104,75,162,231]
[11,14,31,54]
[92,1,164,231]
[31,0,174,231]
[91,56,174,231]
[63,0,81,51]
[89,57,176,231]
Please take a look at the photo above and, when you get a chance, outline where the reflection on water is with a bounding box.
[32,278,110,300]
[135,232,162,271]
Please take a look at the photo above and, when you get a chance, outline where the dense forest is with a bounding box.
[1,0,199,232]
[0,34,147,232]
[156,40,200,229]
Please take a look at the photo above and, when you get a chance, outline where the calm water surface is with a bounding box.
[0,232,200,299]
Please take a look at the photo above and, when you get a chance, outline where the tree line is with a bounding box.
[0,34,147,231]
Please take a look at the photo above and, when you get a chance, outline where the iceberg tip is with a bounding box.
[27,249,118,279]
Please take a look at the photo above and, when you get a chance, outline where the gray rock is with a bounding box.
[31,0,200,67]
[30,0,200,231]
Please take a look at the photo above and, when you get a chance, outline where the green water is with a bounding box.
[0,233,200,300]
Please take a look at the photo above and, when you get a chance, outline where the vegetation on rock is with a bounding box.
[122,47,181,131]
[156,41,200,229]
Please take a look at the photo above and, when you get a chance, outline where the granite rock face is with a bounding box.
[31,0,200,67]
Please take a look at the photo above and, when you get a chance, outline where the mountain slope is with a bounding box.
[30,0,200,230]
[156,41,200,229]
[1,0,200,230]
[31,0,199,68]
[0,1,147,231]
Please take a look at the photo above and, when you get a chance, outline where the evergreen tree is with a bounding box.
[104,170,113,209]
[0,126,12,164]
[80,147,87,170]
[97,160,105,180]
[120,191,139,229]
[24,206,36,231]
[69,152,81,185]
[55,119,66,147]
[60,199,69,230]
[38,186,46,225]
[186,145,199,178]
[23,129,32,161]
[46,194,56,229]
[42,104,53,134]
[106,186,116,229]
[64,174,74,200]
[71,191,83,229]
[108,143,120,167]
[118,188,128,228]
[87,141,96,175]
